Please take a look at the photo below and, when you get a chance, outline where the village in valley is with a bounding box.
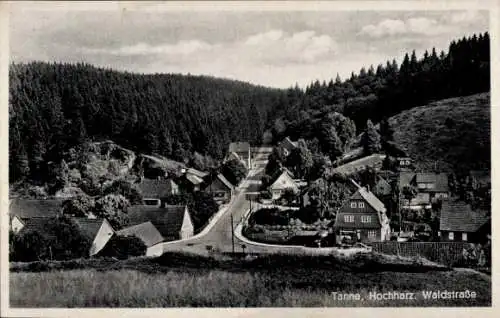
[9,130,492,268]
[6,4,493,309]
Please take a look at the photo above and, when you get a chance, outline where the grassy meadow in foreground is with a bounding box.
[10,268,490,307]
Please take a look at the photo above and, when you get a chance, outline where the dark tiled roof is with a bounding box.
[127,205,189,238]
[137,179,177,198]
[9,199,65,218]
[72,218,108,240]
[439,201,490,232]
[229,142,250,153]
[18,217,57,240]
[117,221,164,246]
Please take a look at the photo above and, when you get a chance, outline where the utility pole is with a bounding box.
[230,213,235,254]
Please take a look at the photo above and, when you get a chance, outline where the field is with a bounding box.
[10,253,491,307]
[389,92,490,173]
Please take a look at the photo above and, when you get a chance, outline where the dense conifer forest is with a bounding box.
[9,32,489,183]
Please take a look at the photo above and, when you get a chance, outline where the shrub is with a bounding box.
[62,194,95,217]
[99,235,147,259]
[102,179,143,205]
[94,194,130,229]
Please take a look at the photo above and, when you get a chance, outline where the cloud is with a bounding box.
[243,30,338,64]
[446,11,480,24]
[359,19,407,37]
[84,40,212,56]
[359,17,451,38]
[245,30,284,45]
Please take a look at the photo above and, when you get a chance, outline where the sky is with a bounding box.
[9,2,489,88]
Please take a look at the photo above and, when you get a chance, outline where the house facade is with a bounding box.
[399,172,449,202]
[334,182,391,244]
[137,178,179,207]
[116,221,164,256]
[438,201,490,243]
[203,173,234,204]
[127,205,194,241]
[72,218,115,256]
[178,168,209,193]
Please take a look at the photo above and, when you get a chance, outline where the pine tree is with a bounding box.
[362,119,382,155]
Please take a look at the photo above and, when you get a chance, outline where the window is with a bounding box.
[358,202,365,208]
[350,202,357,208]
[438,231,441,237]
[344,215,354,223]
[462,233,468,241]
[448,232,454,240]
[368,230,377,238]
[361,215,372,223]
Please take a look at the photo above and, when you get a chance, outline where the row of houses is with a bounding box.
[9,198,195,256]
[9,140,253,258]
[268,137,491,245]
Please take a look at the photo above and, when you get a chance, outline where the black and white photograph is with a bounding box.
[1,0,496,313]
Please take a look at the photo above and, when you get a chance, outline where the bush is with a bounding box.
[102,179,143,205]
[99,235,147,259]
[10,216,92,261]
[94,194,130,229]
[249,208,289,226]
[63,194,95,217]
[10,230,50,262]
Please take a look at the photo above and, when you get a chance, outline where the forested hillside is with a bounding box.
[275,33,490,141]
[389,92,490,174]
[9,63,294,182]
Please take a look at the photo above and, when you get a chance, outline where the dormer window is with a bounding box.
[350,202,357,208]
[358,202,365,208]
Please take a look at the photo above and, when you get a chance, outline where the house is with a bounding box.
[228,142,251,167]
[178,168,209,192]
[439,200,490,243]
[468,170,490,190]
[15,216,114,256]
[9,199,66,233]
[72,218,115,256]
[268,169,299,199]
[225,151,245,166]
[332,154,386,175]
[136,178,179,206]
[399,172,449,201]
[334,180,391,243]
[127,205,194,241]
[401,192,432,211]
[277,137,298,157]
[203,173,235,204]
[116,221,164,256]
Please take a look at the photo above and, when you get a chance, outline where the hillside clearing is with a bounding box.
[389,92,490,173]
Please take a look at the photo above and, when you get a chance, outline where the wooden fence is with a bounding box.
[369,241,471,266]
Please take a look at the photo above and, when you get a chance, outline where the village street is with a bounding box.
[159,147,321,256]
